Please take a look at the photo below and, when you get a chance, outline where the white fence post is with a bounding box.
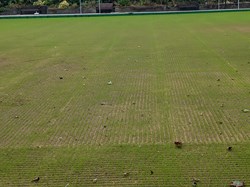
[99,0,101,13]
[79,0,82,13]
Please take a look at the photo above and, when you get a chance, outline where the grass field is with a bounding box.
[0,12,250,186]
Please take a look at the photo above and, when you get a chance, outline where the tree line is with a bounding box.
[0,0,247,8]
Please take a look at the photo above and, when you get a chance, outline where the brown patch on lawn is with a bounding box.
[0,57,11,69]
[0,93,31,107]
[233,26,250,33]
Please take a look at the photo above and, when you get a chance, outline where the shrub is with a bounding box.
[118,0,130,6]
[83,0,96,8]
[58,0,69,8]
[33,0,46,6]
[71,2,78,8]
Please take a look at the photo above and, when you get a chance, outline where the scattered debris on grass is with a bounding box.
[107,81,112,85]
[93,178,97,183]
[59,76,63,79]
[174,141,182,148]
[150,170,154,175]
[31,177,40,183]
[242,109,249,113]
[230,180,244,187]
[123,172,129,177]
[228,146,232,151]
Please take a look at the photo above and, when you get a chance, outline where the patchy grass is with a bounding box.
[1,144,250,186]
[0,12,250,186]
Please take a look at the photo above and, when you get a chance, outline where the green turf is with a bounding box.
[0,12,250,186]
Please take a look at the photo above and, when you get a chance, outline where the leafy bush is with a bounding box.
[118,0,130,6]
[0,7,8,13]
[7,2,21,8]
[58,0,69,8]
[71,2,78,8]
[33,0,46,5]
[83,0,96,8]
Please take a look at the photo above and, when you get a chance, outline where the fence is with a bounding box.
[1,1,250,15]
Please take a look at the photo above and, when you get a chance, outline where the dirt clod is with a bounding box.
[123,172,129,177]
[228,146,232,151]
[174,141,182,148]
[192,178,200,186]
[192,181,197,186]
[31,177,40,183]
[230,180,244,187]
[242,109,249,113]
[59,76,63,79]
